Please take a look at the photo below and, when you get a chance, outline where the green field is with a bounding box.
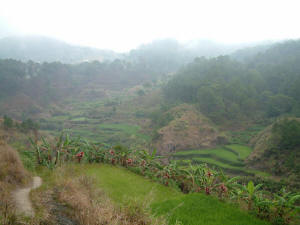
[76,164,269,225]
[173,145,270,177]
[226,144,253,160]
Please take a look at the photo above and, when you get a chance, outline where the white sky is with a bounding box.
[0,0,299,52]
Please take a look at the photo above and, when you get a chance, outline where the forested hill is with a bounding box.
[0,36,118,63]
[164,40,300,124]
[0,58,160,118]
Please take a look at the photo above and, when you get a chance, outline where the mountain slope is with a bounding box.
[247,118,300,186]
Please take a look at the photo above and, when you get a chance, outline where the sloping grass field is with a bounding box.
[77,164,269,225]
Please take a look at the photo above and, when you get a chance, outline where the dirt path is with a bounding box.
[13,176,42,217]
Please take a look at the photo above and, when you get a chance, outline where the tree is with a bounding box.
[3,115,13,129]
[137,89,145,96]
[272,119,300,150]
[19,119,39,133]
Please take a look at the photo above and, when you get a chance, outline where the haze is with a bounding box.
[1,0,299,52]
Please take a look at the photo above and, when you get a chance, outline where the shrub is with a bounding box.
[272,119,300,150]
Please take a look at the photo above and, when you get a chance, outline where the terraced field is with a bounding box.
[40,97,152,146]
[173,145,269,177]
[57,123,151,148]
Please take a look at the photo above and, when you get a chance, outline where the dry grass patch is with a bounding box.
[0,144,30,185]
[0,143,31,224]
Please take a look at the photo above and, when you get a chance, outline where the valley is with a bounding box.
[0,36,300,225]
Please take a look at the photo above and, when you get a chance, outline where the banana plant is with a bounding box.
[273,188,300,224]
[113,145,132,166]
[231,187,244,204]
[239,181,263,210]
[214,172,240,199]
[253,193,273,220]
[29,137,41,164]
[137,149,163,170]
[181,162,207,192]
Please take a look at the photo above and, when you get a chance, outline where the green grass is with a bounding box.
[153,193,269,225]
[225,144,253,160]
[174,147,240,164]
[192,157,243,170]
[98,123,151,141]
[79,164,269,225]
[83,164,180,203]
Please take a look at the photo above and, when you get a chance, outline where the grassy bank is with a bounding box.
[77,164,270,225]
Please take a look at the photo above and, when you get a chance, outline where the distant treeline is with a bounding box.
[2,115,39,133]
[164,40,300,123]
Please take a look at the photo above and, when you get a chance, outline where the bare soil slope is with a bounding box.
[155,104,227,155]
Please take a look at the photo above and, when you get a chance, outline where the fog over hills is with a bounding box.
[0,35,272,67]
[0,36,119,63]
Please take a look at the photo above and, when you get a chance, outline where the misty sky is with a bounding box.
[0,0,299,52]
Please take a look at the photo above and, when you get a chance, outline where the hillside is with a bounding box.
[0,58,160,119]
[248,118,300,186]
[164,40,300,125]
[2,1,300,224]
[154,104,225,155]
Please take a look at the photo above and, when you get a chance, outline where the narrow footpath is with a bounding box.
[13,176,42,217]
